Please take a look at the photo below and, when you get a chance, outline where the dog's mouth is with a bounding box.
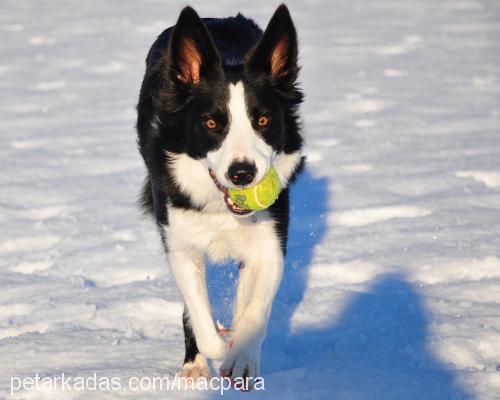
[208,169,252,216]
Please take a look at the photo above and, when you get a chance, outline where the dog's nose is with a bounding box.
[227,161,257,186]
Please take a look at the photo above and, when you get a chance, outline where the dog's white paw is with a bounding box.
[220,345,261,389]
[178,354,210,379]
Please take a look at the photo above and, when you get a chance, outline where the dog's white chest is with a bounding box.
[164,208,277,263]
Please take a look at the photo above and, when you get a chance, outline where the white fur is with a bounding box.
[205,82,274,188]
[167,151,224,211]
[274,151,302,186]
[168,249,226,359]
[178,353,210,379]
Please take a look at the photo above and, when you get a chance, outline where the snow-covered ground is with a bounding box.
[1,0,500,398]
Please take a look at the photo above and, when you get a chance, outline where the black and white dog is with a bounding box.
[136,4,303,382]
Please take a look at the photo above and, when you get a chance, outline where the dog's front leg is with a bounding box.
[169,250,226,360]
[220,241,284,384]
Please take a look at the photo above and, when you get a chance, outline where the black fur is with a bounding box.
[182,307,200,364]
[136,5,304,369]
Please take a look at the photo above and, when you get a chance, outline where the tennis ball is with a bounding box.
[228,166,281,211]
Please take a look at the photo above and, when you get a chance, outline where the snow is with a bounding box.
[1,0,500,399]
[457,171,500,189]
[331,205,432,227]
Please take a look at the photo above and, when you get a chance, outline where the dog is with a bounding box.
[136,4,304,384]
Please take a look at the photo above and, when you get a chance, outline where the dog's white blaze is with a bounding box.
[206,82,274,187]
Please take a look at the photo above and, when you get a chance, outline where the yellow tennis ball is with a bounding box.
[228,166,281,211]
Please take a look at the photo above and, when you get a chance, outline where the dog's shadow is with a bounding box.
[263,169,472,399]
[208,168,471,398]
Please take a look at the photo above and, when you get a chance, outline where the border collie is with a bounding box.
[136,4,304,384]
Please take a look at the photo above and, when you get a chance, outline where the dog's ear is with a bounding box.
[246,4,299,83]
[166,6,221,85]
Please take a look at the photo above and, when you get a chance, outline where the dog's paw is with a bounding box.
[197,333,226,360]
[220,347,261,390]
[177,354,210,379]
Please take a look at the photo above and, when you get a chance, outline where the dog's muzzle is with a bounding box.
[208,169,252,215]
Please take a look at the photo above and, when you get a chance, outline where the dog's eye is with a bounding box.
[204,118,217,129]
[258,115,270,127]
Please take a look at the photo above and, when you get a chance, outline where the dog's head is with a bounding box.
[154,5,303,213]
